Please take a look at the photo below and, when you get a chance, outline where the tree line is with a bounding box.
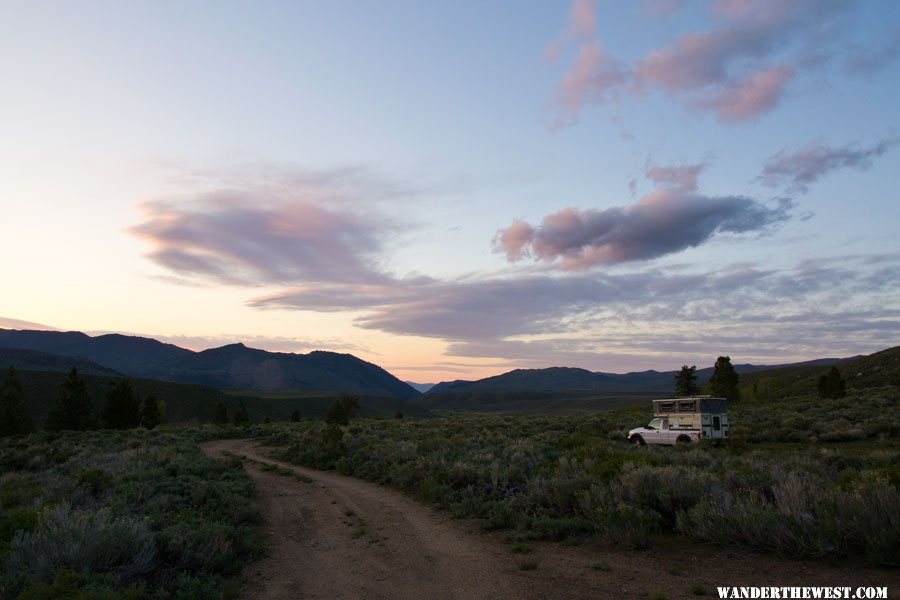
[673,356,847,401]
[0,367,160,436]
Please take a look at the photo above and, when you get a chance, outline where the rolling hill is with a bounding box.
[0,347,121,376]
[0,329,419,399]
[421,354,867,413]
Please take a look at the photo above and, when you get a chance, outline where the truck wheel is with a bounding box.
[630,435,645,446]
[676,435,692,445]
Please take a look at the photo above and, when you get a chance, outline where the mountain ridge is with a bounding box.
[0,328,419,400]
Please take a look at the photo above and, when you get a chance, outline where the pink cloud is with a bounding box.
[644,162,705,192]
[569,0,599,38]
[709,65,794,121]
[0,317,58,331]
[131,188,394,287]
[548,0,850,125]
[494,167,792,269]
[551,41,625,127]
[493,219,535,261]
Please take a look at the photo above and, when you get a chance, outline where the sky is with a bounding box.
[1,0,899,383]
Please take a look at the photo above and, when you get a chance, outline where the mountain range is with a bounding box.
[0,329,419,400]
[0,327,888,413]
[424,357,859,396]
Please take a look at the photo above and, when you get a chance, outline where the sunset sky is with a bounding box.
[2,0,898,383]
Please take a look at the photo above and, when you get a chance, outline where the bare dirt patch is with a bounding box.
[202,439,898,599]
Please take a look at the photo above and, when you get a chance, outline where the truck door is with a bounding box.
[645,417,664,444]
[660,418,674,444]
[711,415,722,439]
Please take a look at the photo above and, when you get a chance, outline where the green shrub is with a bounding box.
[6,504,156,582]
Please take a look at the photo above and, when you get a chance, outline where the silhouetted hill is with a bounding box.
[0,329,419,399]
[0,347,121,376]
[740,346,898,399]
[422,355,863,413]
[148,343,419,399]
[0,329,192,374]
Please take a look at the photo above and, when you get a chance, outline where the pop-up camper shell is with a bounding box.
[652,396,729,440]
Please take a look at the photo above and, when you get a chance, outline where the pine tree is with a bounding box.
[233,400,250,425]
[141,393,161,429]
[817,366,847,399]
[708,356,741,402]
[340,396,359,418]
[47,368,93,431]
[101,380,141,429]
[674,365,699,397]
[0,367,34,436]
[325,399,349,426]
[290,409,301,422]
[213,401,229,425]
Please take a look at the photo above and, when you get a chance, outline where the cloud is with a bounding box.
[569,0,599,38]
[551,42,626,128]
[0,317,59,331]
[640,0,688,18]
[493,166,792,269]
[703,64,793,122]
[549,0,851,125]
[131,185,397,287]
[644,162,705,192]
[546,0,626,128]
[250,253,900,370]
[759,137,899,193]
[845,27,900,77]
[86,331,368,355]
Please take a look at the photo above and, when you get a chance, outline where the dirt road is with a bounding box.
[202,439,897,600]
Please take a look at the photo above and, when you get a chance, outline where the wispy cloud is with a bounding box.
[548,0,860,125]
[546,0,625,128]
[121,332,368,355]
[759,137,899,194]
[493,164,791,269]
[640,0,688,18]
[130,169,406,286]
[845,27,900,77]
[0,317,59,331]
[251,254,900,368]
[551,42,626,129]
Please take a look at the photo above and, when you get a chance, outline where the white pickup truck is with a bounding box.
[628,397,729,446]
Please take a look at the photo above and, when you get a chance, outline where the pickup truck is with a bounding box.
[628,416,700,445]
[628,397,729,446]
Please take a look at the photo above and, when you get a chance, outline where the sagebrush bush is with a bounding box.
[0,428,264,598]
[6,504,156,582]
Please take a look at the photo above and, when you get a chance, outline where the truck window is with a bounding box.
[713,416,721,431]
[647,417,663,430]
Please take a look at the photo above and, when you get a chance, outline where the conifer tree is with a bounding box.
[47,368,93,431]
[708,356,741,402]
[232,400,250,425]
[101,379,141,429]
[817,366,847,399]
[141,392,161,429]
[290,409,301,422]
[325,399,348,426]
[213,401,229,425]
[0,367,34,436]
[674,365,699,397]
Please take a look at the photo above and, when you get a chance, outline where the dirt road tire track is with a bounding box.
[202,439,898,600]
